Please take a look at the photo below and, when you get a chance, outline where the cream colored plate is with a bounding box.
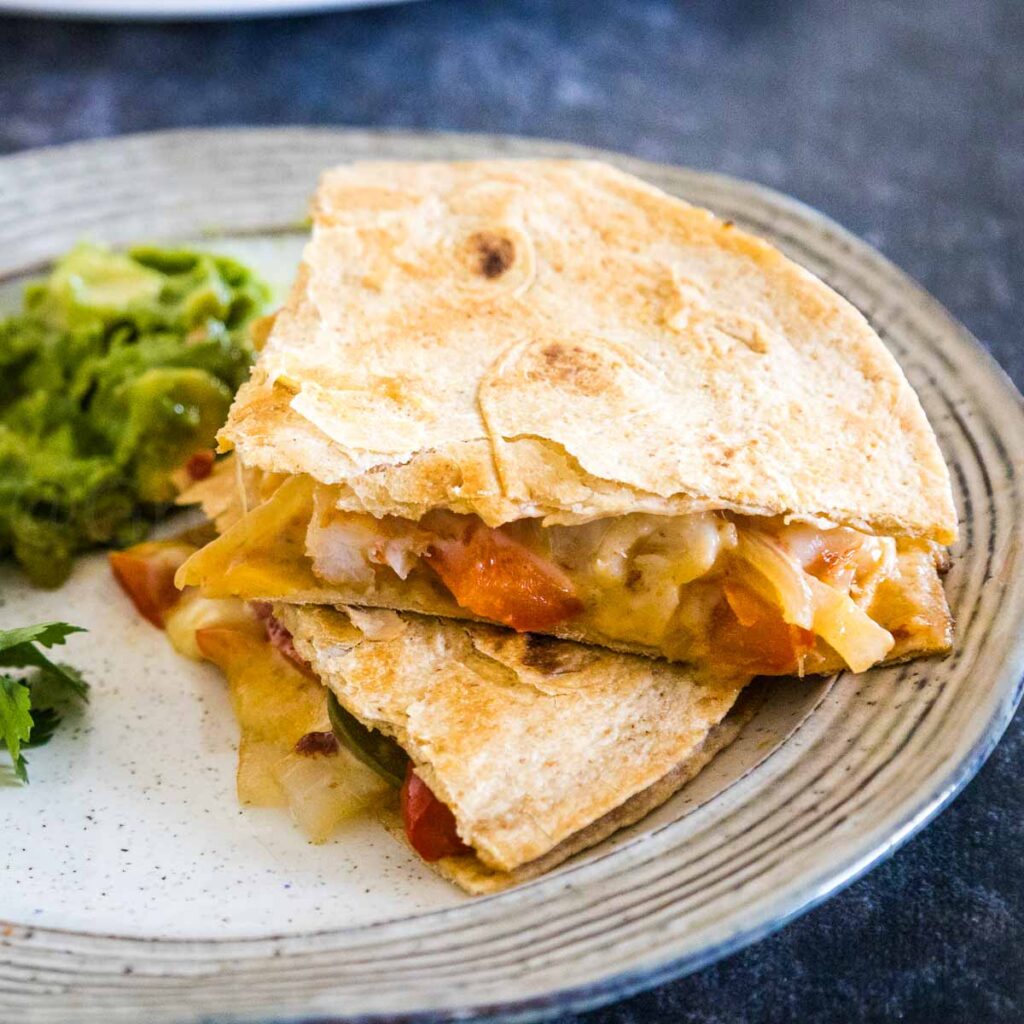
[0,129,1021,1024]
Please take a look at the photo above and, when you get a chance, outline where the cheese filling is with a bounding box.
[177,467,952,679]
[305,496,951,676]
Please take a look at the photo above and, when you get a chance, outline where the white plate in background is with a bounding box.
[0,0,417,20]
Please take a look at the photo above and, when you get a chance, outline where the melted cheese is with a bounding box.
[163,575,389,841]
[181,474,951,677]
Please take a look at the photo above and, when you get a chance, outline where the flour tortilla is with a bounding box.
[274,604,748,887]
[221,159,956,544]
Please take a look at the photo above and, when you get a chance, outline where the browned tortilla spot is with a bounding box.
[520,632,598,675]
[531,342,613,396]
[469,231,516,279]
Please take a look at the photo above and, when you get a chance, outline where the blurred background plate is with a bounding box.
[0,0,417,19]
[0,128,1022,1024]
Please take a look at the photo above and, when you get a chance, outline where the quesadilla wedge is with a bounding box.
[111,539,751,893]
[277,603,751,893]
[178,159,956,680]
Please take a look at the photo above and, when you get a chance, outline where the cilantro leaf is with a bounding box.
[0,644,89,700]
[0,622,88,783]
[0,676,33,783]
[0,622,86,651]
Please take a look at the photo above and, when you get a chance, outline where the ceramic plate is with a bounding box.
[0,0,416,19]
[1,128,1022,1024]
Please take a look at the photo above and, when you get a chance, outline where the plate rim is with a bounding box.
[1,126,1022,1024]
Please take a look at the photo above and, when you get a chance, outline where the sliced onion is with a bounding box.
[778,522,897,592]
[736,531,815,629]
[737,529,894,672]
[274,748,391,844]
[806,576,894,673]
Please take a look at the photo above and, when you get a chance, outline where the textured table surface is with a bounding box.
[1,0,1022,1021]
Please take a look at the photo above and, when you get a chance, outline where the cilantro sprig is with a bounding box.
[0,622,89,783]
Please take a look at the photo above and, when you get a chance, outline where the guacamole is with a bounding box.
[0,243,270,587]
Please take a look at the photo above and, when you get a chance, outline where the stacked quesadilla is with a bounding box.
[128,160,957,890]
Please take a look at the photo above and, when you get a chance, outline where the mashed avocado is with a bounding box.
[0,243,270,587]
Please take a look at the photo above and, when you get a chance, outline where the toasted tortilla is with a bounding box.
[426,706,751,894]
[274,604,747,883]
[221,159,956,544]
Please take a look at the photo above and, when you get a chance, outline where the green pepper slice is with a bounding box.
[327,690,407,787]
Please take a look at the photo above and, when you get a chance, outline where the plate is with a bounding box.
[0,0,416,19]
[1,128,1022,1024]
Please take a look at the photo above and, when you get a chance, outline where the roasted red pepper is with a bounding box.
[400,764,471,862]
[109,541,194,628]
[425,522,582,631]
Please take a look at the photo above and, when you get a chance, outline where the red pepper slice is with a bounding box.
[425,522,583,632]
[719,581,816,673]
[109,541,194,628]
[400,764,471,862]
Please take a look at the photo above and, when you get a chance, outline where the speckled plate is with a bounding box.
[1,129,1022,1024]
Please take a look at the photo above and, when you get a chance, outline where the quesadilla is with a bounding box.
[111,538,750,893]
[178,159,956,680]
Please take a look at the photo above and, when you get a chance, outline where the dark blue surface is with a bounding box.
[1,1,1022,1020]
